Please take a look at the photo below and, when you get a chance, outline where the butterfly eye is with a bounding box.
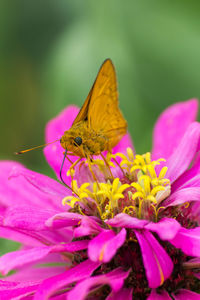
[74,136,82,146]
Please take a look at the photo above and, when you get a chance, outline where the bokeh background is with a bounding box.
[1,0,200,250]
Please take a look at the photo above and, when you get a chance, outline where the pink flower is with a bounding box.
[0,99,200,299]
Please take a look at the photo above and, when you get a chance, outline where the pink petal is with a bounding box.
[0,217,72,246]
[164,187,200,207]
[67,268,130,300]
[44,106,80,185]
[172,173,200,192]
[51,240,89,253]
[112,133,134,156]
[0,280,38,299]
[174,153,200,190]
[148,289,171,300]
[34,259,100,300]
[171,151,200,192]
[106,288,133,300]
[45,212,83,229]
[106,213,148,228]
[74,216,103,238]
[170,227,200,256]
[166,122,200,183]
[152,99,198,160]
[88,229,126,263]
[145,218,181,240]
[0,241,89,276]
[172,289,200,300]
[135,230,173,288]
[76,163,107,187]
[37,229,73,245]
[0,161,66,210]
[0,226,43,247]
[6,265,66,282]
[0,247,52,275]
[3,206,58,231]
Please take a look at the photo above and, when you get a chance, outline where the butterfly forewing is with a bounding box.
[72,59,111,126]
[87,59,127,148]
[69,59,127,152]
[72,89,92,125]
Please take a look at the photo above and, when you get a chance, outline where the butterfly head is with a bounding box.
[60,129,85,157]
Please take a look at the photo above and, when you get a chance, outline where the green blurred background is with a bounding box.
[1,0,200,253]
[1,0,200,175]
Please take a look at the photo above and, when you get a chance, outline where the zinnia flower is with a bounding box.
[0,99,200,299]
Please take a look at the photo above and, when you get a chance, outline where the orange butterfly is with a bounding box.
[60,59,127,157]
[16,59,127,192]
[59,59,127,185]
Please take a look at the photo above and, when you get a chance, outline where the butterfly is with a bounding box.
[59,59,127,184]
[60,59,127,157]
[16,59,127,192]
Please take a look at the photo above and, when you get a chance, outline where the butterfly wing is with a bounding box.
[72,89,92,125]
[87,59,127,149]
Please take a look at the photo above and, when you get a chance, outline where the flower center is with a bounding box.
[62,148,171,222]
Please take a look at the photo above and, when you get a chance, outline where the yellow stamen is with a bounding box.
[61,148,171,222]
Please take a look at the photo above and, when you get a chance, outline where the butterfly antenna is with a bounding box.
[15,139,60,155]
[60,150,79,196]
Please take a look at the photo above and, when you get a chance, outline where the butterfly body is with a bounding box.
[60,120,109,157]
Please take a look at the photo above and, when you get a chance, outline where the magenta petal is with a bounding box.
[9,163,68,209]
[112,133,134,156]
[88,229,126,263]
[67,268,130,300]
[0,247,52,275]
[135,230,173,288]
[3,206,58,231]
[45,212,83,229]
[152,99,198,160]
[51,240,89,253]
[0,226,43,246]
[44,106,80,184]
[172,289,200,300]
[34,259,100,300]
[145,218,181,240]
[166,122,200,183]
[6,265,66,282]
[164,187,200,207]
[147,289,171,300]
[172,173,200,193]
[74,216,103,238]
[170,227,200,256]
[0,280,38,299]
[173,154,200,191]
[106,288,133,300]
[0,161,66,210]
[106,213,148,228]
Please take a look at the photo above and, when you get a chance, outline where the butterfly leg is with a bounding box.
[68,158,82,191]
[64,154,73,164]
[61,153,82,195]
[112,157,126,177]
[86,156,100,189]
[60,151,79,196]
[100,153,114,180]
